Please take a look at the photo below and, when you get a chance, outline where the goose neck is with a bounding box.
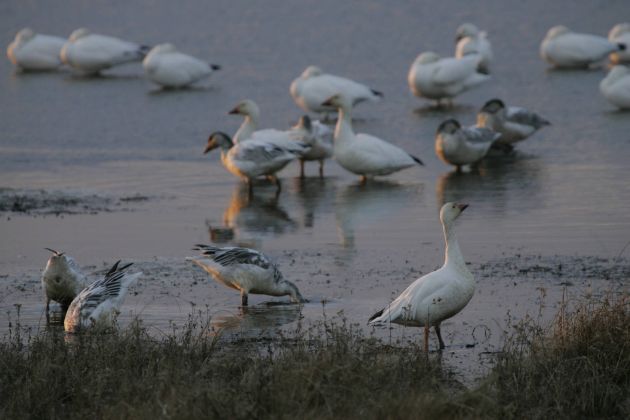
[235,114,258,143]
[334,107,354,142]
[443,222,466,269]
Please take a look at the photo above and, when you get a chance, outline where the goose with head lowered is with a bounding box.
[369,202,474,352]
[187,244,306,306]
[142,43,220,88]
[7,28,66,71]
[455,23,493,74]
[321,94,423,182]
[41,248,87,323]
[435,119,500,171]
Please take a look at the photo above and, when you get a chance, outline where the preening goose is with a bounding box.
[7,28,65,71]
[321,94,423,182]
[600,65,630,109]
[435,119,500,170]
[369,202,474,352]
[41,248,87,322]
[143,43,220,88]
[187,244,306,306]
[288,115,333,178]
[455,23,493,73]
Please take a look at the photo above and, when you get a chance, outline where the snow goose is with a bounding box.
[288,115,333,178]
[204,131,304,193]
[290,65,383,116]
[540,25,626,69]
[600,65,630,109]
[7,28,65,71]
[609,23,630,64]
[64,261,141,333]
[435,119,500,171]
[142,43,220,88]
[60,28,150,75]
[477,99,550,150]
[41,248,87,322]
[369,202,474,352]
[321,94,423,182]
[408,52,490,106]
[455,23,493,73]
[187,244,306,306]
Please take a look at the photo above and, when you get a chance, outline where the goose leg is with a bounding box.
[299,159,305,179]
[241,291,248,306]
[319,159,324,179]
[423,323,430,353]
[435,324,445,350]
[45,298,50,324]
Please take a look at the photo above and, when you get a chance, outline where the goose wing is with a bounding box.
[432,56,479,86]
[193,245,272,269]
[505,106,550,128]
[72,261,133,317]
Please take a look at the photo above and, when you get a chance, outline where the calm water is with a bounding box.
[1,1,629,373]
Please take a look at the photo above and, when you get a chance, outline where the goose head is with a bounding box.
[15,28,36,44]
[455,23,480,42]
[150,43,177,54]
[281,280,308,303]
[415,52,441,65]
[609,23,630,40]
[321,93,352,111]
[228,99,260,117]
[301,66,323,78]
[437,119,461,135]
[69,28,91,42]
[43,248,73,283]
[440,202,468,226]
[480,98,506,115]
[545,25,571,41]
[204,132,233,153]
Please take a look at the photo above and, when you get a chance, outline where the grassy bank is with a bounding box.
[1,296,629,419]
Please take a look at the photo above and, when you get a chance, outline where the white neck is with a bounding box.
[442,221,467,271]
[234,113,258,143]
[334,106,355,146]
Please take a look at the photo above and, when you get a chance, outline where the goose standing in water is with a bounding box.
[187,244,306,306]
[408,52,490,106]
[290,65,383,117]
[435,119,500,171]
[41,248,87,322]
[321,94,423,182]
[369,202,474,352]
[64,261,141,333]
[142,43,220,88]
[7,28,65,71]
[600,65,630,109]
[540,25,626,69]
[288,115,333,178]
[455,23,493,73]
[60,28,150,75]
[477,99,550,151]
[609,23,630,64]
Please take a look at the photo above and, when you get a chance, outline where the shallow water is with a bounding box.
[1,1,630,382]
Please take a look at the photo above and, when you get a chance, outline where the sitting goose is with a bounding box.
[540,25,626,69]
[187,244,306,306]
[369,202,474,352]
[204,131,304,193]
[600,65,630,109]
[435,119,500,171]
[288,115,333,178]
[41,248,87,322]
[7,28,66,71]
[142,43,221,88]
[609,23,630,64]
[60,28,150,75]
[321,94,423,182]
[455,23,493,74]
[64,261,141,333]
[290,65,383,116]
[477,99,550,150]
[408,52,490,106]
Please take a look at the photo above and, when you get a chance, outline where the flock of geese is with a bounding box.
[13,21,630,350]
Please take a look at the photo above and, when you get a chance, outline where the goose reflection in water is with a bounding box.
[436,153,544,215]
[335,180,424,249]
[293,177,337,228]
[209,303,302,338]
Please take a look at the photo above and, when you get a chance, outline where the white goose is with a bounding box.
[455,23,493,73]
[142,43,221,88]
[609,23,630,64]
[64,261,141,333]
[288,115,333,178]
[290,65,383,116]
[321,94,423,182]
[600,65,630,109]
[540,25,626,69]
[60,28,150,74]
[408,52,490,106]
[41,248,87,322]
[187,244,306,306]
[7,28,65,71]
[204,131,304,192]
[435,119,500,171]
[369,202,474,352]
[477,98,550,150]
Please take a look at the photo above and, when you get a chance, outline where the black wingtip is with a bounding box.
[107,260,122,276]
[211,64,221,71]
[371,89,384,98]
[368,308,384,323]
[44,247,59,255]
[409,154,424,166]
[139,45,152,56]
[618,43,627,51]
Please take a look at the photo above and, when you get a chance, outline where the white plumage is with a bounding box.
[609,23,630,64]
[41,248,87,321]
[476,98,550,149]
[322,94,423,182]
[6,28,65,71]
[290,66,383,115]
[369,202,474,351]
[187,244,305,306]
[455,23,493,73]
[540,25,625,69]
[60,28,149,74]
[408,52,490,105]
[435,119,500,170]
[288,115,333,178]
[143,43,220,88]
[600,65,630,109]
[64,261,141,333]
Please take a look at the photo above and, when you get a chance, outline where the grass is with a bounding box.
[1,295,629,419]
